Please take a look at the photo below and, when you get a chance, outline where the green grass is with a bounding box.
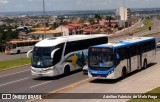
[0,58,31,70]
[132,19,154,33]
[128,87,160,102]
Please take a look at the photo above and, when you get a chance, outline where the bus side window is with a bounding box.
[115,49,121,65]
[13,44,16,49]
[53,43,64,66]
[29,42,32,46]
[53,49,63,66]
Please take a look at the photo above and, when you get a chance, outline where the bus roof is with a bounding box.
[35,34,108,47]
[92,37,155,49]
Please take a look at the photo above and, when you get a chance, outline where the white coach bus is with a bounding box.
[5,40,39,54]
[27,34,108,77]
[88,37,156,79]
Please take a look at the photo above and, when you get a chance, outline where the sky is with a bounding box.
[0,0,160,12]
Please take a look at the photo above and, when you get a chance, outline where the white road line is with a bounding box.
[30,81,52,88]
[0,77,29,87]
[0,69,30,78]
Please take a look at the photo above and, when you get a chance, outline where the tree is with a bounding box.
[105,16,115,20]
[88,18,96,24]
[0,25,19,43]
[79,18,85,23]
[114,24,119,28]
[95,14,102,20]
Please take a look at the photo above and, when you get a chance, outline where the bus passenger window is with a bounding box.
[53,48,63,66]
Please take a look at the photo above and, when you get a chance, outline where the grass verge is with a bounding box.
[132,19,154,33]
[0,58,31,70]
[128,87,160,102]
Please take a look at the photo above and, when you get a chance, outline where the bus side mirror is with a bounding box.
[51,48,60,59]
[27,49,33,58]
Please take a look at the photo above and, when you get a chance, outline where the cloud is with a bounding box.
[0,0,9,4]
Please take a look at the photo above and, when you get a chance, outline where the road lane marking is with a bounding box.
[30,81,52,88]
[0,77,29,87]
[0,69,30,78]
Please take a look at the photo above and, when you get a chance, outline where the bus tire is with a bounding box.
[17,50,20,54]
[64,65,70,76]
[143,59,147,69]
[122,67,126,77]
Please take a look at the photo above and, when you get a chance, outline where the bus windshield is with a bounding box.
[32,47,55,68]
[89,48,114,68]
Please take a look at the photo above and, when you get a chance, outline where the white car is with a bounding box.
[82,64,88,75]
[157,42,160,48]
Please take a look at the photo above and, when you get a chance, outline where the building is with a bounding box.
[99,19,118,27]
[0,21,3,26]
[56,23,85,36]
[116,7,131,21]
[29,27,62,40]
[116,7,131,27]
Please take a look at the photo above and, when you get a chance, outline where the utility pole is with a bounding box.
[43,0,46,39]
[123,0,126,39]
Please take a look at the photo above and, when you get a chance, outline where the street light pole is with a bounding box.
[43,0,46,39]
[123,0,126,39]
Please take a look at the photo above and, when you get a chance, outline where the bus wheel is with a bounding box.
[17,50,20,54]
[64,65,70,76]
[122,67,126,77]
[143,59,147,69]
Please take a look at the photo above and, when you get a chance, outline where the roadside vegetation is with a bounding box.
[128,87,160,102]
[0,58,31,70]
[132,19,154,33]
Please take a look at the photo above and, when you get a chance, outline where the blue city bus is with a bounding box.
[88,37,156,79]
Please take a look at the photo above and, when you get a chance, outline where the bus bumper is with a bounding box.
[31,67,55,77]
[88,68,116,79]
[5,51,13,54]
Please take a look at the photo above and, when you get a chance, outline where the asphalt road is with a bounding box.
[0,66,88,93]
[110,18,160,42]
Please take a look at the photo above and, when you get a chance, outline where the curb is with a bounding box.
[145,86,160,93]
[49,78,91,93]
[0,63,31,72]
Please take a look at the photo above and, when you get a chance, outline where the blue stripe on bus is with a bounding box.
[91,37,155,49]
[88,67,115,75]
[114,38,155,49]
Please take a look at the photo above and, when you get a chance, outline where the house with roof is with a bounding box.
[99,19,118,27]
[29,27,62,40]
[56,23,86,36]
